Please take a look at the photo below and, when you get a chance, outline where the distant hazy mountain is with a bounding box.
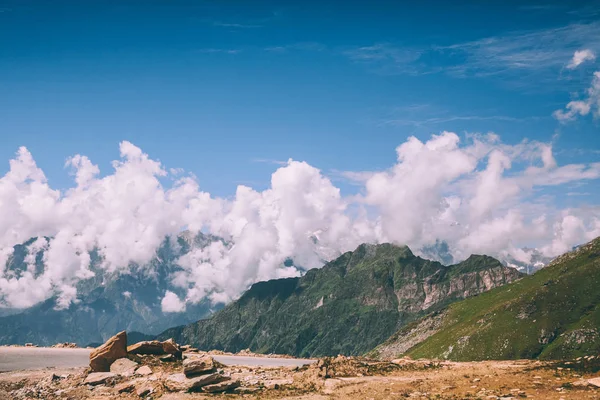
[157,243,523,357]
[0,232,221,346]
[372,236,600,361]
[420,240,552,275]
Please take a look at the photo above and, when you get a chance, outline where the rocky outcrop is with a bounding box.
[89,331,127,372]
[373,236,600,361]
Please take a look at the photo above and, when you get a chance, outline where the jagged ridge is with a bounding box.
[372,236,600,361]
[158,242,523,357]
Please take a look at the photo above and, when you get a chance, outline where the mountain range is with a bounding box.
[0,233,219,346]
[157,243,523,357]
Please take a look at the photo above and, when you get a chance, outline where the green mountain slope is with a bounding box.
[372,236,600,361]
[158,243,523,357]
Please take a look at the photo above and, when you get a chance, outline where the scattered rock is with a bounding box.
[160,354,177,362]
[588,377,600,387]
[264,378,293,389]
[128,338,182,358]
[115,381,135,393]
[128,340,165,355]
[162,338,183,359]
[572,379,590,387]
[323,378,344,394]
[89,331,128,372]
[202,379,240,393]
[135,365,153,376]
[51,342,78,348]
[136,383,154,397]
[164,372,228,392]
[110,357,138,375]
[233,386,261,394]
[183,356,216,377]
[84,372,117,385]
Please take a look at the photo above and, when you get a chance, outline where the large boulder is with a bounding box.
[89,331,127,372]
[183,356,216,377]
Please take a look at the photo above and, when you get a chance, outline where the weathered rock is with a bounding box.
[232,386,261,394]
[115,381,135,393]
[572,379,590,387]
[264,378,294,389]
[160,354,177,362]
[164,372,228,392]
[587,377,600,387]
[128,338,182,358]
[162,338,182,358]
[128,340,164,355]
[89,331,128,372]
[110,358,138,375]
[183,356,215,377]
[136,383,154,397]
[84,372,117,385]
[202,379,240,393]
[135,365,153,376]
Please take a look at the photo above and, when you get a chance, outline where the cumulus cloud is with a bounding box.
[161,290,186,313]
[0,136,598,311]
[567,49,596,69]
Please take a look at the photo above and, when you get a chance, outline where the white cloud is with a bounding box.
[567,49,596,69]
[0,136,598,311]
[554,70,600,122]
[161,290,186,313]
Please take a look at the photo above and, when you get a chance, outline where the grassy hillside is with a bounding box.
[158,243,522,357]
[372,237,600,361]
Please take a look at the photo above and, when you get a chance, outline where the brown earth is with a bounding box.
[2,353,600,399]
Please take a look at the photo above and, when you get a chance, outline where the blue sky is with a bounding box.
[0,0,599,199]
[2,0,600,308]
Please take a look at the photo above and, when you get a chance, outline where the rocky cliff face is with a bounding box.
[371,236,600,361]
[158,243,523,357]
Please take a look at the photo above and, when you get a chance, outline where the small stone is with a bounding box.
[183,356,216,377]
[115,381,135,393]
[135,366,153,376]
[572,380,590,387]
[159,354,176,362]
[202,379,240,393]
[233,387,261,394]
[264,378,293,389]
[136,383,153,397]
[164,372,228,392]
[588,377,600,387]
[84,372,116,385]
[110,358,138,375]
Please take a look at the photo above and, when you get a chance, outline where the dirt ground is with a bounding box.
[1,355,600,399]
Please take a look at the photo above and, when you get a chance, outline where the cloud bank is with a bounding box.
[0,134,598,311]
